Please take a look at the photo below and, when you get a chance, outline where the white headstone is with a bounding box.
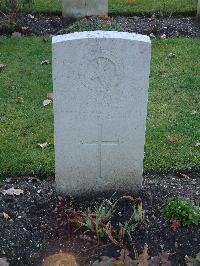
[62,0,108,18]
[52,31,151,195]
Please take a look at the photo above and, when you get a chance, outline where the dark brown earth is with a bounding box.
[0,172,199,266]
[0,13,200,37]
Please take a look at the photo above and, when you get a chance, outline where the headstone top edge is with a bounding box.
[52,31,151,44]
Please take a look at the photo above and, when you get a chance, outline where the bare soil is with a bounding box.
[0,14,200,38]
[0,172,199,265]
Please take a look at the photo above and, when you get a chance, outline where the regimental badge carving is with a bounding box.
[79,49,124,89]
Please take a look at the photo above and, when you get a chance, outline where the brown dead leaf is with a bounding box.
[149,14,156,21]
[159,69,167,75]
[43,99,52,106]
[42,253,78,266]
[98,15,112,21]
[0,64,6,70]
[99,256,124,266]
[167,135,177,142]
[1,187,24,196]
[12,32,22,37]
[2,212,10,220]
[161,34,167,39]
[191,110,197,115]
[185,253,200,266]
[120,249,134,266]
[176,172,189,179]
[0,212,8,219]
[128,0,136,5]
[0,257,9,266]
[137,245,149,266]
[168,53,176,58]
[195,142,200,147]
[21,26,29,31]
[17,96,24,103]
[41,60,50,65]
[37,142,48,148]
[47,92,53,100]
[27,14,34,19]
[42,37,49,42]
[113,259,124,266]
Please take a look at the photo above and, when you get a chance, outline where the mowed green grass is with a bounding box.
[108,0,197,14]
[1,0,197,14]
[0,37,199,177]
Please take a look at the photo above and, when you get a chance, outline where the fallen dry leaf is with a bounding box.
[176,172,189,179]
[0,64,6,70]
[120,249,134,265]
[195,142,200,147]
[161,34,167,39]
[17,96,24,103]
[37,142,48,148]
[42,37,49,42]
[42,253,78,266]
[43,99,52,107]
[167,135,177,142]
[149,33,155,38]
[128,0,136,5]
[47,92,53,100]
[27,14,34,19]
[98,15,112,21]
[0,212,11,221]
[1,187,24,196]
[21,26,29,31]
[2,212,10,220]
[159,69,167,75]
[191,110,197,115]
[112,259,124,266]
[12,32,22,37]
[0,257,9,266]
[185,252,200,266]
[41,60,50,65]
[149,14,156,21]
[137,244,149,266]
[168,53,176,58]
[150,251,172,265]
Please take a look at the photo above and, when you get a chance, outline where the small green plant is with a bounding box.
[69,195,144,247]
[162,197,200,226]
[133,199,144,223]
[80,198,114,241]
[59,20,124,35]
[120,218,137,242]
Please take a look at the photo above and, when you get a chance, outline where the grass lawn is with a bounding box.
[1,0,197,15]
[0,36,199,177]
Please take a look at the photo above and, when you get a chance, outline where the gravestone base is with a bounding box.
[62,0,108,18]
[52,31,151,196]
[56,167,143,196]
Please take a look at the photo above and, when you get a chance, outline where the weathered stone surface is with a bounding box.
[61,0,108,18]
[52,31,151,195]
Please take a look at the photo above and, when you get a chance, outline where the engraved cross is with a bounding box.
[81,124,119,178]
